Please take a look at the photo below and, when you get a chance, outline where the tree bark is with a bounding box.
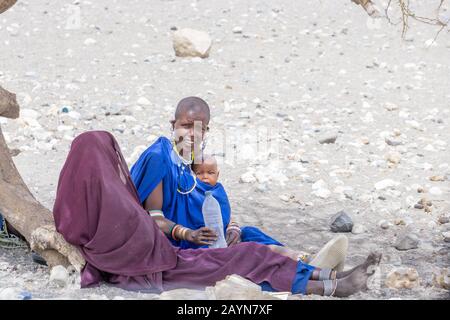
[351,0,380,17]
[0,85,85,271]
[0,0,17,14]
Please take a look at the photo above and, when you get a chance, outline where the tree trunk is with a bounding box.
[0,0,17,14]
[0,85,85,271]
[351,0,380,17]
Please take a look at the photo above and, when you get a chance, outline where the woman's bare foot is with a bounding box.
[333,252,382,297]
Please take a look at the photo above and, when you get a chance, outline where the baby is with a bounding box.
[192,154,241,246]
[192,154,220,186]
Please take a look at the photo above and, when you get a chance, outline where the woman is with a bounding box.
[131,97,347,269]
[53,130,381,296]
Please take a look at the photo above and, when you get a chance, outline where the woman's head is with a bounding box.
[170,97,210,156]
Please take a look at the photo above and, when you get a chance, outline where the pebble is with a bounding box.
[378,220,391,229]
[330,210,353,233]
[429,175,445,182]
[385,137,403,146]
[351,223,366,234]
[385,152,401,164]
[384,102,399,111]
[394,234,419,251]
[438,216,449,224]
[429,187,443,196]
[432,269,450,290]
[442,232,450,243]
[49,265,69,287]
[312,180,331,199]
[374,179,400,191]
[240,172,256,184]
[136,97,150,106]
[318,134,338,144]
[385,267,420,289]
[232,26,243,34]
[83,38,97,45]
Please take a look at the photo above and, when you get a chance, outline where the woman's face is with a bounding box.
[171,109,209,155]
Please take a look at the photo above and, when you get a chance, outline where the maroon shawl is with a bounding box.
[53,131,298,292]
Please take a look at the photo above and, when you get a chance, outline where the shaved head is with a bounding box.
[175,96,210,121]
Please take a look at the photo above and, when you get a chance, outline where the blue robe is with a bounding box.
[130,136,283,249]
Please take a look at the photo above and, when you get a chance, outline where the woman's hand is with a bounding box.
[226,228,241,246]
[185,227,218,246]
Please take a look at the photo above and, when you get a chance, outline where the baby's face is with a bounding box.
[193,161,219,186]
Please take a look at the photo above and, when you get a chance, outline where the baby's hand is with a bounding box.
[226,228,241,246]
[186,227,218,245]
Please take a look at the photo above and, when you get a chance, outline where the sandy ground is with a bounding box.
[0,0,449,299]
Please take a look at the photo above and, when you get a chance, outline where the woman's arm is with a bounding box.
[144,180,218,245]
[144,180,175,235]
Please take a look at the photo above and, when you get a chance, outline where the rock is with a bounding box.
[83,38,97,45]
[312,180,331,199]
[49,265,69,287]
[318,134,338,144]
[432,269,450,290]
[394,234,419,251]
[429,187,443,196]
[279,195,290,202]
[312,188,331,199]
[159,289,209,300]
[172,28,212,58]
[330,211,353,233]
[385,137,403,146]
[438,216,450,224]
[385,152,401,164]
[232,26,243,34]
[374,179,400,190]
[384,102,399,111]
[240,172,256,184]
[137,97,151,106]
[442,232,450,243]
[0,288,22,300]
[429,175,445,182]
[378,220,391,229]
[351,223,366,234]
[385,267,420,289]
[206,274,283,300]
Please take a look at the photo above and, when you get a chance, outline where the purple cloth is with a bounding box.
[53,131,303,292]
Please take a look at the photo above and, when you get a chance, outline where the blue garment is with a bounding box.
[0,213,4,231]
[130,136,283,249]
[260,261,315,294]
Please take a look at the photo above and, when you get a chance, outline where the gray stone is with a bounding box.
[394,234,420,251]
[330,211,353,233]
[438,216,450,224]
[319,134,338,144]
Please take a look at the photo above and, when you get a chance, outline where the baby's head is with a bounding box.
[192,154,219,186]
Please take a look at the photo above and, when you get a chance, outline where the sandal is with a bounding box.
[309,235,348,272]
